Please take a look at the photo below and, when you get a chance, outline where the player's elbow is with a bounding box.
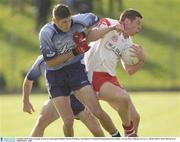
[124,66,135,75]
[46,59,60,68]
[46,61,54,67]
[87,29,103,42]
[127,69,136,76]
[127,71,134,76]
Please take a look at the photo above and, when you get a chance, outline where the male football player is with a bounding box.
[22,55,103,137]
[38,4,123,136]
[84,8,145,136]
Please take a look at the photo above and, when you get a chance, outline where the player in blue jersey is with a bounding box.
[39,4,123,137]
[22,55,103,137]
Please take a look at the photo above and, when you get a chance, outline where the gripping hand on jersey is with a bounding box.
[72,32,90,56]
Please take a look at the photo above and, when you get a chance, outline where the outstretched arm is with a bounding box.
[86,23,125,43]
[86,25,115,43]
[46,52,74,67]
[22,77,35,114]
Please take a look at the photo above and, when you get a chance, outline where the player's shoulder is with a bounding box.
[36,55,44,62]
[33,55,45,68]
[72,13,99,27]
[108,18,119,25]
[98,18,118,27]
[39,23,57,37]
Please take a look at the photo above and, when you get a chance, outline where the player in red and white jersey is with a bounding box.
[85,18,133,76]
[84,9,145,137]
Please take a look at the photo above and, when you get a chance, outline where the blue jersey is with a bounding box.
[26,55,45,81]
[39,13,99,71]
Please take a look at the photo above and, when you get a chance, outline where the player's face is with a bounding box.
[125,17,142,36]
[55,17,71,32]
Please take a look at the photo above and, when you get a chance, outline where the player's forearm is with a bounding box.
[46,52,74,67]
[125,60,145,75]
[22,79,33,102]
[86,26,115,43]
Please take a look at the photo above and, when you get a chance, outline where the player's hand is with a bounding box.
[72,40,91,56]
[72,32,90,56]
[23,100,35,114]
[131,44,145,62]
[111,23,126,33]
[73,32,86,44]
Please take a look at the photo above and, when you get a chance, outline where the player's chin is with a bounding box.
[131,31,139,36]
[62,27,70,32]
[130,32,136,36]
[136,29,141,33]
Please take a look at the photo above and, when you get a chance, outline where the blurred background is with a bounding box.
[0,0,180,92]
[0,0,180,137]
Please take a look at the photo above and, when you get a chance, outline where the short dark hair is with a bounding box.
[120,8,143,21]
[52,4,71,19]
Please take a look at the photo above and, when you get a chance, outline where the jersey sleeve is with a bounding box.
[39,30,58,61]
[72,13,99,28]
[97,18,111,28]
[26,57,43,81]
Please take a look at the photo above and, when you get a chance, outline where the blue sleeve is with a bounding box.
[39,30,58,61]
[72,13,99,28]
[26,58,43,81]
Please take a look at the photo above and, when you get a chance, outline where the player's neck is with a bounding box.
[122,32,129,39]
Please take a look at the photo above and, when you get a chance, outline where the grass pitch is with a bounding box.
[0,92,179,137]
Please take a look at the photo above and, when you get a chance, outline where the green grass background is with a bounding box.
[0,92,179,137]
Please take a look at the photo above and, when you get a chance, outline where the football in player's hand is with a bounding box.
[121,44,139,65]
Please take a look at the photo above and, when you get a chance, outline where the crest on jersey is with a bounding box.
[111,35,118,42]
[55,41,74,54]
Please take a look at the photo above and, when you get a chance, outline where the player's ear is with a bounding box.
[52,18,55,22]
[52,17,58,24]
[124,18,129,25]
